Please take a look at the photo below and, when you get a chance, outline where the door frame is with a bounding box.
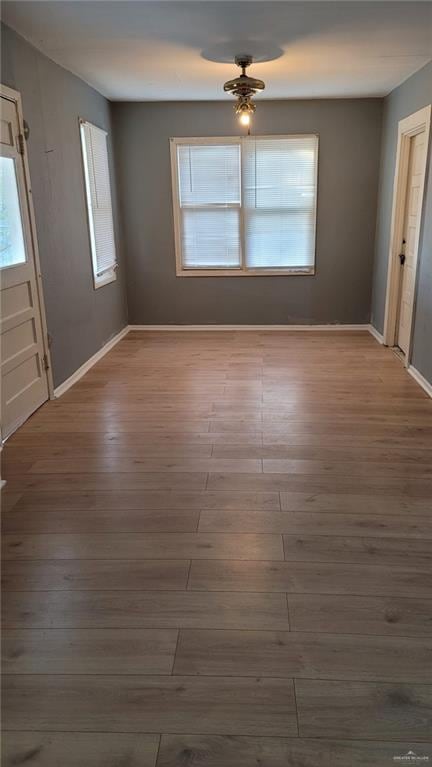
[0,83,54,415]
[383,104,431,366]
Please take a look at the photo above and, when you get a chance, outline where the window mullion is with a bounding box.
[239,139,247,271]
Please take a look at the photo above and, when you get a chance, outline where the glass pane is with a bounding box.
[181,208,241,268]
[0,156,27,269]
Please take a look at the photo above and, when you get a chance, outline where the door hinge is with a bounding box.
[42,353,50,372]
[17,133,25,155]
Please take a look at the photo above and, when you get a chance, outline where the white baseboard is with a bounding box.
[128,324,370,332]
[52,322,396,399]
[368,324,384,344]
[408,365,432,398]
[54,326,129,398]
[0,446,6,487]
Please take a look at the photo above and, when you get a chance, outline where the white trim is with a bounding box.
[171,134,320,145]
[21,323,391,403]
[0,443,5,485]
[79,118,108,138]
[408,365,432,399]
[30,323,392,402]
[383,104,431,366]
[54,326,129,397]
[0,83,54,397]
[168,268,316,278]
[128,324,370,332]
[368,324,384,344]
[79,118,117,290]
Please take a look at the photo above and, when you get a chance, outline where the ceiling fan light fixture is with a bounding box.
[235,96,256,127]
[223,55,264,129]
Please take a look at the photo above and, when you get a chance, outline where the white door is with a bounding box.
[396,130,426,355]
[0,92,49,439]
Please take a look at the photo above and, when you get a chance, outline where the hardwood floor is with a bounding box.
[2,330,432,766]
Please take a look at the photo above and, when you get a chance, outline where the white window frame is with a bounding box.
[170,134,319,277]
[79,118,117,289]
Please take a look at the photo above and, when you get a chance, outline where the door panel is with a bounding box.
[396,132,425,355]
[1,93,49,439]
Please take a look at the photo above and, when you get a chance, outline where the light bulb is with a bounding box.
[239,112,250,126]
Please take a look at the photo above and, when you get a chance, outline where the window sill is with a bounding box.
[94,270,117,289]
[176,268,315,277]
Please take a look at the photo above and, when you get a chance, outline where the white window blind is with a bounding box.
[171,135,318,275]
[80,120,117,287]
[177,144,241,268]
[243,136,317,269]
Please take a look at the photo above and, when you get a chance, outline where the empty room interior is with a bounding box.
[1,0,432,764]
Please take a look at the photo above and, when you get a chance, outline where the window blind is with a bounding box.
[172,135,318,274]
[243,136,318,269]
[177,143,241,268]
[80,121,117,286]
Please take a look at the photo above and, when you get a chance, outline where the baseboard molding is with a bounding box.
[51,322,395,398]
[0,444,6,487]
[54,326,129,398]
[368,324,384,344]
[128,324,370,332]
[408,365,432,398]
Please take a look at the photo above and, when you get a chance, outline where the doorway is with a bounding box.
[0,85,52,440]
[383,105,431,365]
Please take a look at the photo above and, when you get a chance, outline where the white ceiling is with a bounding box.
[2,1,432,100]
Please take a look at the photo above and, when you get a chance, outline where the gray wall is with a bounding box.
[371,61,432,384]
[112,99,382,326]
[1,24,128,387]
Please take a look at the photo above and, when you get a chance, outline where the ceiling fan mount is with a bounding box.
[223,55,265,99]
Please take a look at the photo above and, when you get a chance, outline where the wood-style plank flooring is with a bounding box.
[2,330,432,766]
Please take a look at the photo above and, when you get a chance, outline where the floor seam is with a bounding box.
[292,678,301,738]
[170,629,181,675]
[154,734,162,767]
[286,593,292,631]
[185,559,193,590]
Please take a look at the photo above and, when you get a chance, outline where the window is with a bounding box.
[170,135,318,276]
[80,119,117,288]
[0,157,27,269]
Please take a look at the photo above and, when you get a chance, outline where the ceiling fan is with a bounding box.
[223,55,265,129]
